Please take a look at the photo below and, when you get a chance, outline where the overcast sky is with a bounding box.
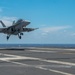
[0,0,75,44]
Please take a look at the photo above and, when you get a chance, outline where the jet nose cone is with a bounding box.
[27,21,31,24]
[24,20,31,24]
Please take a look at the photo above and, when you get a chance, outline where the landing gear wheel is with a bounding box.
[19,36,21,39]
[7,36,9,40]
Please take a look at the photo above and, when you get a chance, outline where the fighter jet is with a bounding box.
[0,19,38,40]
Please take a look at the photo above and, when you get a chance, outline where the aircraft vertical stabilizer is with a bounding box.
[0,21,6,27]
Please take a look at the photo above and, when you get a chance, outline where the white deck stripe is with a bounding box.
[29,50,56,53]
[26,47,75,51]
[0,53,74,75]
[0,53,75,66]
[1,59,74,75]
[39,67,73,75]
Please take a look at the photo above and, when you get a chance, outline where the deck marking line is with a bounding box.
[0,53,75,66]
[1,59,73,75]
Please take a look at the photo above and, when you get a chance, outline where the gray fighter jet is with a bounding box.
[0,19,38,40]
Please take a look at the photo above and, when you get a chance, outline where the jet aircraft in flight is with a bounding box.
[0,19,38,40]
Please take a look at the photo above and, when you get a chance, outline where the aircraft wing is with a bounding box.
[22,28,38,32]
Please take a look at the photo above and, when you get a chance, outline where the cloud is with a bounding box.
[0,7,17,26]
[71,33,75,36]
[0,16,17,26]
[1,16,17,21]
[40,26,71,33]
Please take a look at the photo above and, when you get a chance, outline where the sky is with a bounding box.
[0,0,75,44]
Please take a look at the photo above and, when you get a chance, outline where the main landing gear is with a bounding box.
[18,33,23,39]
[7,35,10,40]
[6,33,24,40]
[19,35,21,39]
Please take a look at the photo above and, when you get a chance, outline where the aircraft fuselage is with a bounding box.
[3,20,30,35]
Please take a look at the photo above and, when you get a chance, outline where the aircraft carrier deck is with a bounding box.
[0,47,75,75]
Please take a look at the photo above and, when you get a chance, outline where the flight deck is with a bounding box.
[0,47,75,75]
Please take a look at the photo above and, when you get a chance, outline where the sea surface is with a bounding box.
[0,44,75,48]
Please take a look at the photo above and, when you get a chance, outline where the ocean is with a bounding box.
[0,44,75,48]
